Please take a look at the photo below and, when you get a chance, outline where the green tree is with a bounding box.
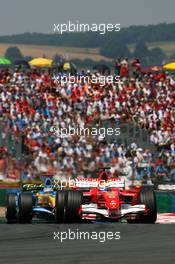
[4,46,23,62]
[100,42,131,59]
[133,42,149,58]
[148,47,165,66]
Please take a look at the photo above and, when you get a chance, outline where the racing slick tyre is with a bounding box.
[138,186,157,223]
[18,193,33,223]
[55,191,67,223]
[128,186,157,223]
[6,193,17,223]
[65,190,82,223]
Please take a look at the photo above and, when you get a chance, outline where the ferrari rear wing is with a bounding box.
[74,178,125,189]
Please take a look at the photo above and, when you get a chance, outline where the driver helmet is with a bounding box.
[99,181,108,191]
[43,178,53,193]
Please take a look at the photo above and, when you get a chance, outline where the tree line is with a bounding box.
[2,22,175,67]
[0,23,175,48]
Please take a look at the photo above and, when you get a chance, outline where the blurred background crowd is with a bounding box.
[0,58,174,185]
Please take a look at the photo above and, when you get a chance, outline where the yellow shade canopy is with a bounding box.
[163,62,175,70]
[29,57,53,67]
[63,62,71,71]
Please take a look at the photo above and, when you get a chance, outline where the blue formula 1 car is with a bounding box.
[6,178,82,223]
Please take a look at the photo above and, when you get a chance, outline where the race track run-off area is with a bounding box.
[0,212,175,263]
[0,223,175,264]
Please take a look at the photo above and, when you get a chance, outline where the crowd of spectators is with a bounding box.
[0,60,174,184]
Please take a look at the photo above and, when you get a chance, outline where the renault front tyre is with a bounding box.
[55,191,67,223]
[65,190,82,223]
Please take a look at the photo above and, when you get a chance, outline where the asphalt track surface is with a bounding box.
[0,223,175,264]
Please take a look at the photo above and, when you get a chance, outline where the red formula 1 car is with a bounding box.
[56,168,157,223]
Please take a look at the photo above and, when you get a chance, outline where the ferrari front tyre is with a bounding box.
[55,191,67,223]
[138,186,157,223]
[128,186,157,224]
[18,193,33,223]
[6,193,17,223]
[65,190,82,223]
